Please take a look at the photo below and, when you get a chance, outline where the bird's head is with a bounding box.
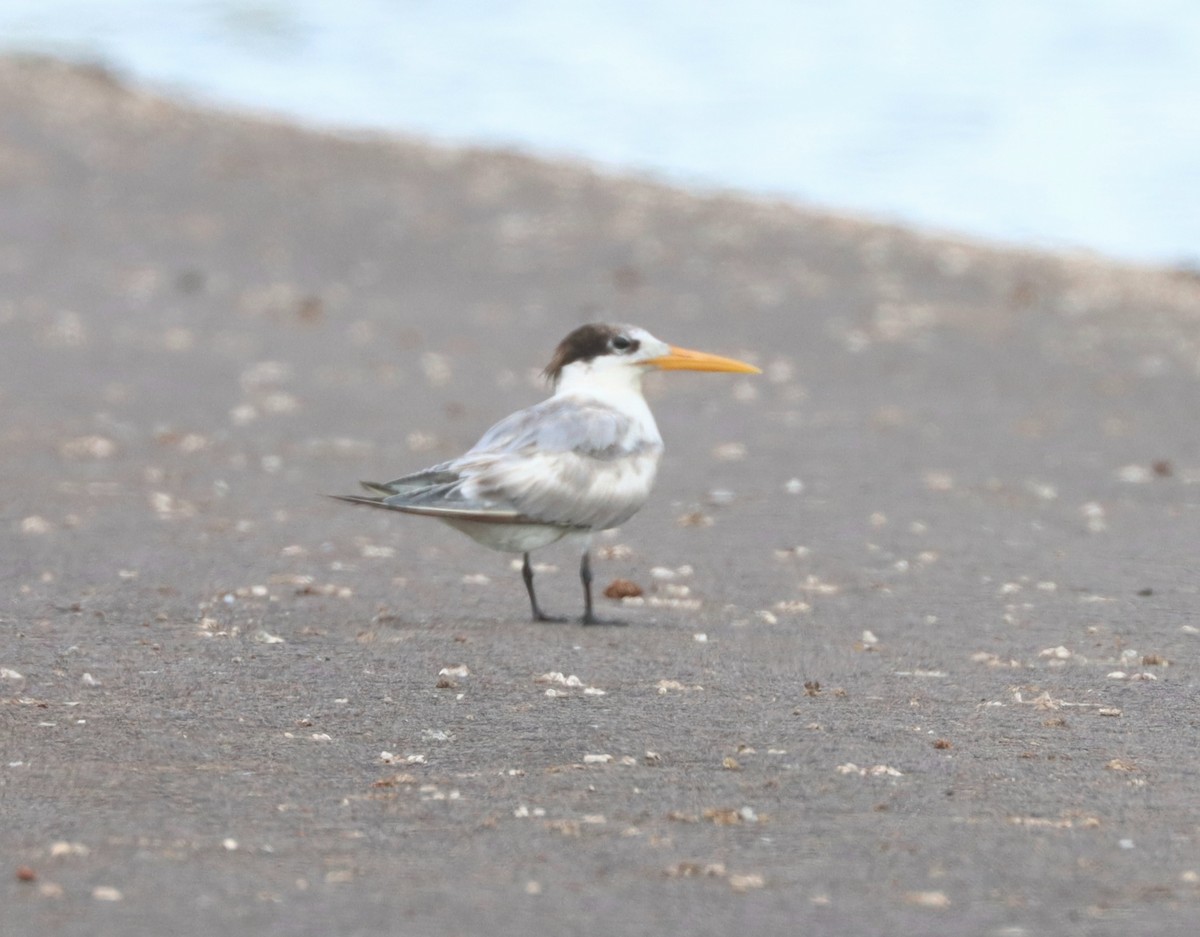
[544,323,760,390]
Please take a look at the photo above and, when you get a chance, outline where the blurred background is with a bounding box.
[2,0,1196,266]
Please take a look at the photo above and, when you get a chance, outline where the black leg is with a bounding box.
[523,553,565,623]
[580,550,594,623]
[579,550,625,626]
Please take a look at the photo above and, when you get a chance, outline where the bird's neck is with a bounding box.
[553,360,646,403]
[553,361,660,438]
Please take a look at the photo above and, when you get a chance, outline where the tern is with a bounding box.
[333,323,760,624]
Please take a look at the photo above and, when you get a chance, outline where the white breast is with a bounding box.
[440,518,575,553]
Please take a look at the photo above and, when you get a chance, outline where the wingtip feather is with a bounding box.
[327,493,383,506]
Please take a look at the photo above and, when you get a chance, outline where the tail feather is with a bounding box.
[328,493,391,509]
[376,465,461,490]
[328,491,533,524]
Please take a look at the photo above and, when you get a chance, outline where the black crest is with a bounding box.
[543,323,635,383]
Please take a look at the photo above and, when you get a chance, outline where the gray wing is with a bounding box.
[335,397,661,529]
[369,462,461,496]
[453,396,661,529]
[334,459,528,523]
[465,397,635,461]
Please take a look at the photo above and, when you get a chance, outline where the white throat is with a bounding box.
[553,358,647,402]
[552,358,661,444]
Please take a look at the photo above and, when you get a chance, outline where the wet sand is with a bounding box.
[3,56,1200,936]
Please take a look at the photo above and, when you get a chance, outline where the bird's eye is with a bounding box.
[611,335,632,352]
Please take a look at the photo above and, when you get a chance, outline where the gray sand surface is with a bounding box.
[3,57,1200,935]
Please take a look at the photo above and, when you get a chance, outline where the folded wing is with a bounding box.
[335,396,662,531]
[455,396,662,529]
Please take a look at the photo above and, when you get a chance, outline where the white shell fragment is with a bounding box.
[837,763,904,778]
[535,671,604,695]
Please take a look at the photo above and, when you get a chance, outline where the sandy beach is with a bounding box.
[3,56,1200,935]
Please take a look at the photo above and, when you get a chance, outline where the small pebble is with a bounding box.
[712,442,747,461]
[729,873,765,892]
[904,890,950,909]
[603,579,643,599]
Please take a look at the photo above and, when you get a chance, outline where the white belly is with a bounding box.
[440,518,575,554]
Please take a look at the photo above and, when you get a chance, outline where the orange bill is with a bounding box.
[642,345,762,374]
